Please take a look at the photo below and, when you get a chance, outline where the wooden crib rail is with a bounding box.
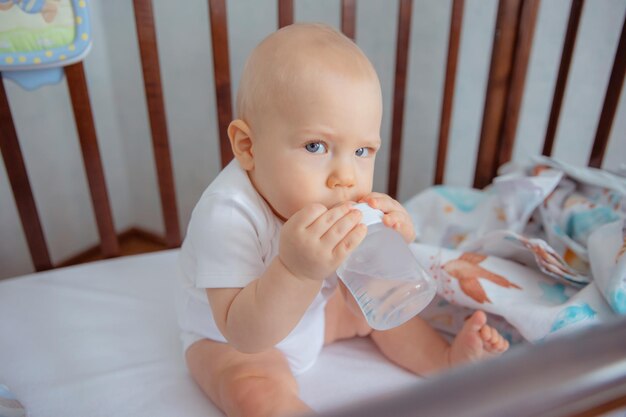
[542,0,584,158]
[434,0,464,186]
[1,0,625,271]
[208,0,235,167]
[64,62,120,259]
[341,0,356,41]
[543,0,626,169]
[387,0,413,198]
[133,0,181,248]
[589,14,626,169]
[278,0,294,28]
[473,0,540,189]
[0,79,52,271]
[279,0,356,38]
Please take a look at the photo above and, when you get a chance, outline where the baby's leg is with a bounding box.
[186,339,311,417]
[325,285,452,374]
[324,284,373,344]
[369,314,453,376]
[370,310,508,376]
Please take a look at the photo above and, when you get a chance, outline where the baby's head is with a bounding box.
[228,23,383,220]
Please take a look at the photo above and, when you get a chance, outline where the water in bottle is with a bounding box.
[337,203,436,330]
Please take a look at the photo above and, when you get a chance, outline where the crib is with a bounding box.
[1,0,625,416]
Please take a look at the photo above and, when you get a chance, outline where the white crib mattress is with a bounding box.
[0,250,419,417]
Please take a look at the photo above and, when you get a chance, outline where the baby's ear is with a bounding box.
[228,119,254,170]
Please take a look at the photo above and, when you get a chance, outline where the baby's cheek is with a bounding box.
[285,197,313,219]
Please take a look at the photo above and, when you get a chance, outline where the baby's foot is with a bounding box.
[448,310,509,366]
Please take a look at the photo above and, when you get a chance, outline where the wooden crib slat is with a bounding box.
[278,0,294,28]
[133,0,181,248]
[434,0,464,185]
[208,0,234,167]
[542,0,584,157]
[0,78,52,271]
[341,0,356,41]
[474,0,523,189]
[497,0,540,167]
[387,0,413,199]
[589,14,626,169]
[65,62,120,258]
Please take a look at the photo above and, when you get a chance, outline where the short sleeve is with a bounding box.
[186,192,267,288]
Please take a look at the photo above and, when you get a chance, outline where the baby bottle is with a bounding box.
[336,203,436,330]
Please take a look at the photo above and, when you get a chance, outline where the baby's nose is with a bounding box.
[327,164,356,188]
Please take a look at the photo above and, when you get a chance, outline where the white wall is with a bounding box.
[1,0,625,279]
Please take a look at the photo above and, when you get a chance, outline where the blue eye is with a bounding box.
[305,142,327,154]
[355,147,370,157]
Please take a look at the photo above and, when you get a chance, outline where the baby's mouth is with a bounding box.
[328,199,360,210]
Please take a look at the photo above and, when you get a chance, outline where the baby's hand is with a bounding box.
[359,192,416,243]
[279,203,367,281]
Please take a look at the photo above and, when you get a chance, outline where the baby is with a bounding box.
[177,23,509,417]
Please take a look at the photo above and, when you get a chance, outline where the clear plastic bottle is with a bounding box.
[336,203,436,330]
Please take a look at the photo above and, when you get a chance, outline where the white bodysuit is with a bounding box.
[177,160,338,375]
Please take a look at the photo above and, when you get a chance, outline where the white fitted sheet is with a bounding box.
[0,250,419,417]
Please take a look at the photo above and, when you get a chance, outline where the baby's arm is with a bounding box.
[206,259,320,353]
[207,202,366,353]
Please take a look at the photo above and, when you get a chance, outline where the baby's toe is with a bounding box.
[479,324,491,341]
[488,327,501,345]
[486,331,509,353]
[480,325,500,345]
[492,338,509,353]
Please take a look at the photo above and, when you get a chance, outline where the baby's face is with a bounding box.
[248,71,382,220]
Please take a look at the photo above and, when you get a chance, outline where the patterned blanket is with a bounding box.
[405,156,626,344]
